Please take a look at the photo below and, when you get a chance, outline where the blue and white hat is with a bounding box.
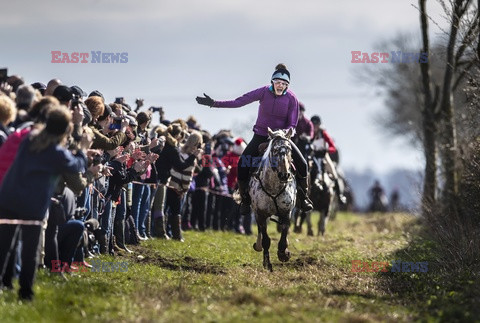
[271,63,290,83]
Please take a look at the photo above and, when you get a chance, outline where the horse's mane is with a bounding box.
[259,129,289,171]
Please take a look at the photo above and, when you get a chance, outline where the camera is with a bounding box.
[71,94,81,110]
[204,142,211,155]
[0,68,7,83]
[109,115,125,130]
[115,97,125,104]
[92,153,103,166]
[74,207,87,220]
[149,106,163,113]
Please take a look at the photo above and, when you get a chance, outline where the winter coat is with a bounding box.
[106,159,138,202]
[213,86,299,137]
[154,134,196,185]
[0,136,86,220]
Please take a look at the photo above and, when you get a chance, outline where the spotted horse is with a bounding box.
[245,128,297,271]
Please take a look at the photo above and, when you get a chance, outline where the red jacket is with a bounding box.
[223,151,240,189]
[0,128,31,186]
[312,128,337,154]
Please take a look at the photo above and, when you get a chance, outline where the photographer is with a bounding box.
[86,97,128,150]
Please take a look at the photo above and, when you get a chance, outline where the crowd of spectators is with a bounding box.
[0,72,249,300]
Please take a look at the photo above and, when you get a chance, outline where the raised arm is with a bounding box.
[196,87,265,108]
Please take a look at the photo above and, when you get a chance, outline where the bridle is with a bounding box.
[254,135,294,216]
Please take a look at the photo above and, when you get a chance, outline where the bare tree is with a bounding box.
[419,0,440,214]
[437,0,477,214]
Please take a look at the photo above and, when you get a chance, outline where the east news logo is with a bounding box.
[351,260,429,272]
[351,51,428,63]
[51,51,128,63]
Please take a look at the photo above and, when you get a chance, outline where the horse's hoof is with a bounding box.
[293,226,302,233]
[267,264,273,272]
[278,250,291,262]
[253,243,262,252]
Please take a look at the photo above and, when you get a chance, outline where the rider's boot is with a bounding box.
[296,176,313,212]
[334,179,347,205]
[237,179,251,215]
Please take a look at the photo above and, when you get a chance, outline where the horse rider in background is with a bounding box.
[309,115,347,205]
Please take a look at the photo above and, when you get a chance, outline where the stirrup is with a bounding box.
[270,215,280,223]
[302,199,313,212]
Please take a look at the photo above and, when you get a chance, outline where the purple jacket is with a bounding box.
[213,86,299,137]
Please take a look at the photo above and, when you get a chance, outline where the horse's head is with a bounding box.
[267,128,294,183]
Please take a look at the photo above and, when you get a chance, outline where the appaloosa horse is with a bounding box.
[248,128,296,271]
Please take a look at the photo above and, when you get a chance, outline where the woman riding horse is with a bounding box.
[196,63,313,215]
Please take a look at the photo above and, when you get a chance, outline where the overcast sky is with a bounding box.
[0,0,450,173]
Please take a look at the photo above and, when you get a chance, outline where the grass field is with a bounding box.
[0,212,478,322]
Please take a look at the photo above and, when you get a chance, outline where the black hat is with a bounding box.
[70,85,87,97]
[98,104,113,121]
[88,90,104,101]
[53,85,73,103]
[45,107,70,135]
[311,115,321,125]
[82,106,92,126]
[31,82,46,95]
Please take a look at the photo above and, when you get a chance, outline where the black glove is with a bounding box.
[196,93,214,106]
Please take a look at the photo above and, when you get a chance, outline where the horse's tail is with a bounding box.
[233,189,242,205]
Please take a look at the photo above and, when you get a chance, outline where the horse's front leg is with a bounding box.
[318,210,328,236]
[253,221,263,252]
[258,220,272,272]
[277,217,291,262]
[293,208,302,233]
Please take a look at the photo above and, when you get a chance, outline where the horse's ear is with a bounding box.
[268,127,273,138]
[286,128,294,139]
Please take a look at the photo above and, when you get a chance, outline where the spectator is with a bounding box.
[152,122,200,238]
[45,78,62,96]
[166,130,202,241]
[0,94,16,146]
[0,105,89,300]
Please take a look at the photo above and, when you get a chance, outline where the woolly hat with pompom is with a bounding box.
[271,63,290,83]
[232,137,246,156]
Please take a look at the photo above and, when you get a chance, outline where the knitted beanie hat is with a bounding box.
[271,63,290,83]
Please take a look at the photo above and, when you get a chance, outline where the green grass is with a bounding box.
[0,212,478,322]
